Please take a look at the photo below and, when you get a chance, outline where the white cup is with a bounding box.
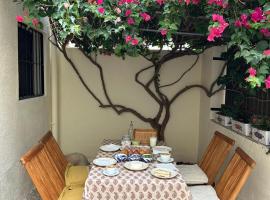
[160,153,171,162]
[150,136,157,147]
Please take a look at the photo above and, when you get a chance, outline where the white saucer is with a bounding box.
[93,157,117,167]
[103,168,120,176]
[100,144,121,152]
[157,157,174,163]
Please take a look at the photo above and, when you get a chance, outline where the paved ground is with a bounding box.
[26,188,40,200]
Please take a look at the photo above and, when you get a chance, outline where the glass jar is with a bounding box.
[121,135,131,148]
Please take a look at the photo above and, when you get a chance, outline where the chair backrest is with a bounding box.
[133,129,157,145]
[20,143,65,200]
[199,131,235,184]
[215,147,256,200]
[39,131,68,179]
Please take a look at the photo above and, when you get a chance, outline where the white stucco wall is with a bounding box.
[0,1,51,199]
[56,49,202,162]
[198,47,270,200]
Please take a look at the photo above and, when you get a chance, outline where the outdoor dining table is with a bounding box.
[82,139,192,200]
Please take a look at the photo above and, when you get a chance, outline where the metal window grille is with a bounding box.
[18,23,44,100]
[225,74,270,117]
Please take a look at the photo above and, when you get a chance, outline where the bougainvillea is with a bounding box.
[15,0,270,89]
[14,0,270,140]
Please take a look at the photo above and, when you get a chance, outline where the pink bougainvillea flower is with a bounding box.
[96,0,103,5]
[207,14,228,41]
[207,27,222,41]
[133,0,140,4]
[125,9,132,16]
[131,38,139,46]
[263,49,270,56]
[251,7,265,23]
[239,14,250,29]
[212,14,228,30]
[63,2,70,9]
[126,0,133,3]
[125,35,132,43]
[127,17,135,25]
[248,67,257,77]
[32,18,39,27]
[208,0,224,7]
[115,7,121,14]
[208,14,228,42]
[140,12,151,22]
[160,29,167,36]
[265,76,270,89]
[118,0,124,6]
[156,0,165,5]
[191,0,200,4]
[260,28,270,37]
[234,20,242,27]
[98,7,105,14]
[16,15,24,23]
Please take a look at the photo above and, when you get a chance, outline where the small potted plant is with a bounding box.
[250,115,270,146]
[214,105,235,127]
[231,112,251,136]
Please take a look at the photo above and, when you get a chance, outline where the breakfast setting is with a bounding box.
[92,135,178,179]
[82,129,191,200]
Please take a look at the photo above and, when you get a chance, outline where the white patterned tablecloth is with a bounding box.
[83,139,192,200]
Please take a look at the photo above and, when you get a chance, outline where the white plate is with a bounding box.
[152,146,172,154]
[100,144,121,152]
[157,157,174,163]
[103,168,120,176]
[151,167,178,179]
[124,161,149,171]
[93,157,117,167]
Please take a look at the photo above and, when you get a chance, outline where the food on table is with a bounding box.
[120,147,151,155]
[131,140,140,146]
[141,154,153,163]
[153,169,171,178]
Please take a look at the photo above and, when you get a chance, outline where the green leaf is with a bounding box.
[256,40,269,51]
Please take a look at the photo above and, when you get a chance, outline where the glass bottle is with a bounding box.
[128,121,134,140]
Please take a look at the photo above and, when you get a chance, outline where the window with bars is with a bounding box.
[225,57,270,118]
[18,23,44,100]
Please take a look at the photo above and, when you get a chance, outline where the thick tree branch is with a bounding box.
[170,84,211,104]
[134,65,161,104]
[209,61,227,93]
[160,54,200,88]
[100,104,153,123]
[49,19,152,123]
[169,62,227,105]
[77,47,120,114]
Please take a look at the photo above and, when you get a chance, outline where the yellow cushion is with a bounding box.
[58,186,84,200]
[65,164,89,186]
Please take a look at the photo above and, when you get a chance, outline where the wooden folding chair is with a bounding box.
[177,131,235,185]
[133,129,157,145]
[190,147,256,200]
[39,131,68,179]
[20,143,83,200]
[40,131,89,186]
